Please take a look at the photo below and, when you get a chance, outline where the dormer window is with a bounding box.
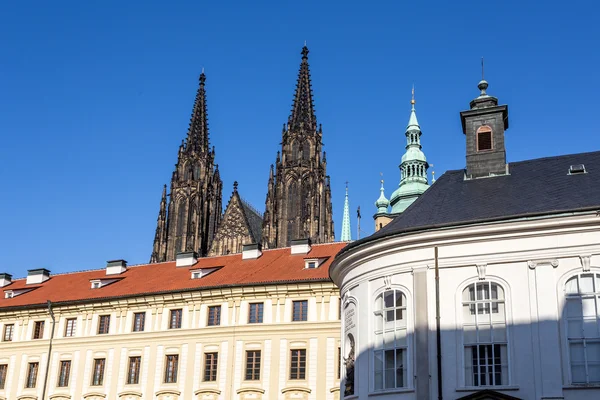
[477,126,493,152]
[4,291,13,299]
[90,278,120,289]
[190,267,220,280]
[304,258,327,269]
[92,282,101,289]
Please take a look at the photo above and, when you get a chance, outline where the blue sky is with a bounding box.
[1,1,598,276]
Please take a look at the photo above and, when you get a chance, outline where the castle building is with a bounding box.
[0,242,344,400]
[331,76,600,400]
[261,46,335,249]
[374,90,430,232]
[151,72,223,262]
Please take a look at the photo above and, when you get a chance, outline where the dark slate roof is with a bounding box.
[341,150,600,255]
[240,199,264,243]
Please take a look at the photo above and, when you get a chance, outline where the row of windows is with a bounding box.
[0,348,315,389]
[367,274,600,392]
[1,301,310,342]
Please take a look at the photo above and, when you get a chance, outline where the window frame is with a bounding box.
[289,348,307,380]
[33,320,45,339]
[476,125,493,152]
[3,324,14,341]
[203,352,218,382]
[132,312,145,332]
[0,364,7,389]
[97,315,110,335]
[26,362,39,388]
[57,360,71,387]
[244,350,261,381]
[372,287,409,391]
[248,302,264,324]
[127,356,141,385]
[169,309,183,329]
[458,279,511,388]
[207,305,221,327]
[292,300,308,322]
[64,318,76,337]
[91,358,105,386]
[164,354,179,383]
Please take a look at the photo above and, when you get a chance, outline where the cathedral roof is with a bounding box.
[0,243,346,311]
[341,150,600,255]
[240,198,263,243]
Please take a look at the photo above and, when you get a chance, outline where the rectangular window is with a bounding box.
[245,350,261,380]
[26,362,39,388]
[64,318,76,337]
[57,360,71,387]
[3,324,13,341]
[132,312,145,332]
[98,315,110,335]
[91,358,105,386]
[290,349,306,380]
[337,347,341,379]
[33,321,44,339]
[248,303,264,324]
[0,364,7,389]
[169,309,182,329]
[164,355,179,383]
[127,356,141,384]
[292,300,308,322]
[207,306,221,326]
[203,352,218,382]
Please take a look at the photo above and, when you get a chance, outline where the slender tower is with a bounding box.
[150,72,223,262]
[389,87,429,214]
[340,183,352,241]
[261,45,334,248]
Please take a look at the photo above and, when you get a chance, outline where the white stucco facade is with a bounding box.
[331,211,600,400]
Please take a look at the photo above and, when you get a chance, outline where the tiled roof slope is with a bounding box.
[342,151,600,254]
[240,199,264,243]
[0,243,345,310]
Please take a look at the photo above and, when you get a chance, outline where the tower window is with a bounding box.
[477,126,493,152]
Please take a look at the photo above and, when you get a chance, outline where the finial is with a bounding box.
[430,164,436,183]
[304,40,307,47]
[199,69,206,85]
[411,84,415,106]
[380,172,384,187]
[233,181,238,191]
[301,44,309,60]
[478,57,488,96]
[345,181,349,194]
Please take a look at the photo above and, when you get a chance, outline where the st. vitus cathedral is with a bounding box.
[150,46,334,262]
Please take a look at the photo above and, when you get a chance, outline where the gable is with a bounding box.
[456,389,522,400]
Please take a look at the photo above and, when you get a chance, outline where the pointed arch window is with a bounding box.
[302,140,310,160]
[564,273,600,384]
[176,199,187,237]
[462,281,508,386]
[373,289,408,390]
[287,182,298,219]
[292,141,299,161]
[477,126,493,152]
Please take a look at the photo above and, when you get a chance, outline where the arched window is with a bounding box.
[477,126,493,152]
[302,141,310,160]
[176,199,187,237]
[564,273,600,384]
[287,181,298,219]
[291,141,299,161]
[373,289,407,390]
[462,281,508,386]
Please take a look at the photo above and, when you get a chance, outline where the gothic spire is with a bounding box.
[341,183,352,241]
[186,72,209,153]
[288,45,317,132]
[150,184,168,263]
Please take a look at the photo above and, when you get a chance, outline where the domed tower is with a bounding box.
[389,88,429,214]
[373,178,391,232]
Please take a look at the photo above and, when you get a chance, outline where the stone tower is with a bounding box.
[261,46,334,248]
[150,72,223,262]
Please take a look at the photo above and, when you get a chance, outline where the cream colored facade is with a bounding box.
[0,281,341,400]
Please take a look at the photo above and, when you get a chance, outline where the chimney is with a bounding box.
[242,243,262,260]
[106,259,127,275]
[291,238,312,255]
[0,273,12,287]
[26,268,50,285]
[176,251,198,267]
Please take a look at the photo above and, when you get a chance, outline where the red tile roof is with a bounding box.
[0,243,345,310]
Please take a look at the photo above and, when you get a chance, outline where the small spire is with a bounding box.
[341,182,352,241]
[407,86,420,129]
[375,173,390,214]
[478,57,488,96]
[233,181,238,192]
[411,84,415,108]
[430,164,436,183]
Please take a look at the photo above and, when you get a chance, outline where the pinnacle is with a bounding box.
[288,45,317,132]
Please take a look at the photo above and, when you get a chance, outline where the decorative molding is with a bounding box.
[476,264,487,280]
[527,259,559,270]
[82,394,106,400]
[155,390,181,396]
[117,391,142,399]
[194,389,221,396]
[580,255,592,272]
[17,396,38,400]
[281,386,311,394]
[383,275,392,290]
[50,395,72,400]
[236,387,266,394]
[342,292,349,305]
[329,386,340,393]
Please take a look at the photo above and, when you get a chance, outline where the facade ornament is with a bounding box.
[343,333,355,396]
[342,292,349,305]
[580,255,592,272]
[384,275,392,290]
[476,264,487,280]
[527,259,559,270]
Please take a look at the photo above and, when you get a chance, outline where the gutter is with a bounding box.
[434,247,442,399]
[41,300,56,400]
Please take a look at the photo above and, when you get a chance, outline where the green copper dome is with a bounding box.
[374,180,390,214]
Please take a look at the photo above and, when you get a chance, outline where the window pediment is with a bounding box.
[117,391,142,400]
